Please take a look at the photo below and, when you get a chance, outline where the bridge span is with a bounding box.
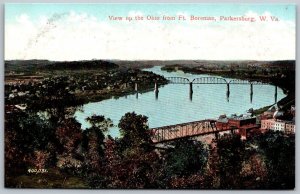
[157,77,277,103]
[150,119,258,143]
[132,76,278,103]
[150,119,224,143]
[165,76,270,85]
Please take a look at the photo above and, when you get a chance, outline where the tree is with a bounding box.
[82,115,112,174]
[163,139,208,179]
[91,112,164,189]
[217,134,245,189]
[29,79,83,125]
[254,131,295,189]
[85,114,113,133]
[5,111,57,173]
[118,112,151,150]
[55,118,83,155]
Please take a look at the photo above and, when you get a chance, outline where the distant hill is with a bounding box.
[5,59,295,73]
[5,60,119,73]
[110,60,295,70]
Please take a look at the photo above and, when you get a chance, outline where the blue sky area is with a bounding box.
[5,3,295,23]
[4,3,296,61]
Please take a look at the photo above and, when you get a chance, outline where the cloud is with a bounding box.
[16,13,31,25]
[5,10,295,61]
[128,10,144,17]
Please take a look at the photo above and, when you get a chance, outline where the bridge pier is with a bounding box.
[135,83,138,92]
[226,83,230,102]
[226,91,230,102]
[154,82,159,100]
[154,81,159,93]
[189,82,193,93]
[274,86,278,103]
[155,90,159,100]
[189,82,193,101]
[226,83,230,93]
[250,84,253,103]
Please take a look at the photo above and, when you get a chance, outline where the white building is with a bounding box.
[261,119,295,134]
[274,120,286,131]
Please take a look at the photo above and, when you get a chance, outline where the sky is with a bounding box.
[5,3,296,61]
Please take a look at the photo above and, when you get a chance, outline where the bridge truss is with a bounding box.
[192,77,227,84]
[228,80,269,85]
[165,76,268,85]
[151,120,218,143]
[166,77,190,84]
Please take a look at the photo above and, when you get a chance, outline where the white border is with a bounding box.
[0,0,299,193]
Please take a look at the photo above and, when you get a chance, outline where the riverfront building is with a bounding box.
[260,105,296,134]
[261,119,275,130]
[216,114,258,140]
[216,114,257,130]
[261,119,295,134]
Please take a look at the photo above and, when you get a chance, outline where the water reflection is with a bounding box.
[155,90,159,100]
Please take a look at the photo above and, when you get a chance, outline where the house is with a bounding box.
[260,118,295,134]
[261,119,275,130]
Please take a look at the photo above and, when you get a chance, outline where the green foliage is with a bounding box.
[217,134,245,189]
[163,139,208,178]
[4,103,295,189]
[82,114,113,163]
[55,118,83,155]
[251,131,295,189]
[8,111,55,153]
[118,112,151,150]
[85,114,113,132]
[5,111,58,172]
[5,59,118,73]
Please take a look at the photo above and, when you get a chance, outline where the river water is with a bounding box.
[74,66,285,137]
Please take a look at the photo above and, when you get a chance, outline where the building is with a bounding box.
[216,114,257,130]
[286,122,296,134]
[260,119,295,134]
[261,119,275,130]
[274,120,286,131]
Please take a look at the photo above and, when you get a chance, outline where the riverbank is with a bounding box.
[5,68,168,110]
[75,82,165,104]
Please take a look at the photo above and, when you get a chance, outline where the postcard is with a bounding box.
[4,3,295,189]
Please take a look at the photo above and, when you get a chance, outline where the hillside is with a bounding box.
[5,60,118,73]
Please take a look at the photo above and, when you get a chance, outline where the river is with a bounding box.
[74,66,286,137]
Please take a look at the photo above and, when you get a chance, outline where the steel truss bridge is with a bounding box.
[165,77,269,85]
[151,119,220,143]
